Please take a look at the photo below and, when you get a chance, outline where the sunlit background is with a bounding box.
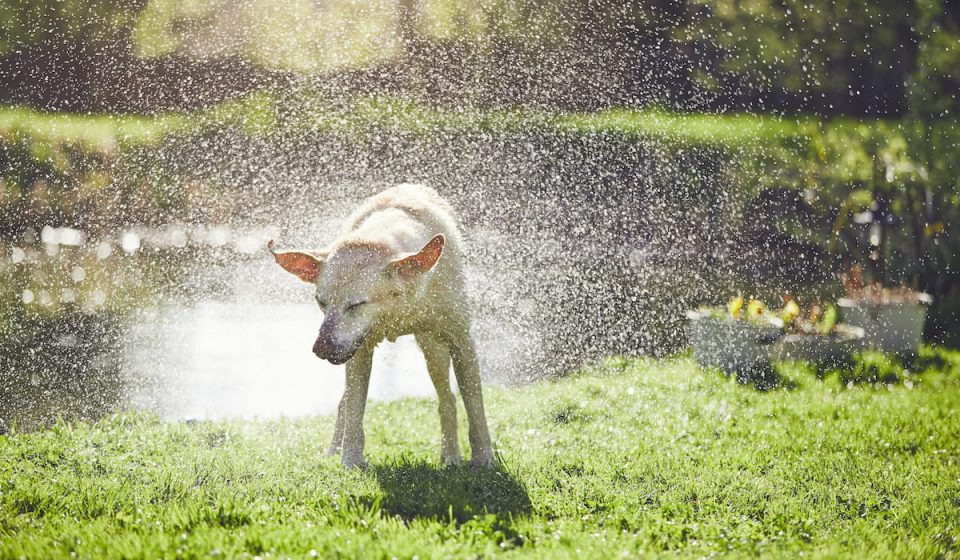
[1,0,958,430]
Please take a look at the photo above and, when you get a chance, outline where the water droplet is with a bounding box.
[121,232,141,254]
[96,241,113,260]
[40,225,56,244]
[91,289,108,306]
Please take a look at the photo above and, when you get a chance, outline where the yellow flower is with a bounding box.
[781,299,801,323]
[727,296,744,318]
[746,299,766,317]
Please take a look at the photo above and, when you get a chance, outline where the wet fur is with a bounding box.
[272,184,493,468]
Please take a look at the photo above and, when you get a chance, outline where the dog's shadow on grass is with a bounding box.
[367,458,532,524]
[733,365,800,391]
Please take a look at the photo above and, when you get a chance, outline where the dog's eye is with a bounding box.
[346,301,367,312]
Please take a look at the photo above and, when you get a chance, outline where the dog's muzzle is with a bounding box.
[318,349,356,365]
[312,323,366,365]
[313,340,357,365]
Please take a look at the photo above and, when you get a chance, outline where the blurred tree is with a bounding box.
[132,0,403,72]
[909,0,960,119]
[0,0,145,56]
[0,0,953,114]
[683,0,918,114]
[0,0,285,112]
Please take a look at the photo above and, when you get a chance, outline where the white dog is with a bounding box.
[269,184,493,468]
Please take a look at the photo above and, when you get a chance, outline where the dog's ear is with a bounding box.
[268,240,326,283]
[388,234,444,280]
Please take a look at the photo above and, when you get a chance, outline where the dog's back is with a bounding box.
[341,183,465,277]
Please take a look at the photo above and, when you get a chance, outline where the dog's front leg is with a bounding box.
[450,333,494,468]
[340,349,373,468]
[327,396,346,456]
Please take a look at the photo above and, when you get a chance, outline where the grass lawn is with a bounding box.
[2,349,959,559]
[0,93,867,150]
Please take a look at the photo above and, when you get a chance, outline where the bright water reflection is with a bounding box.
[123,301,435,421]
[1,227,440,431]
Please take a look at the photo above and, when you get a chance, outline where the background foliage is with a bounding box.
[0,1,958,343]
[0,0,957,114]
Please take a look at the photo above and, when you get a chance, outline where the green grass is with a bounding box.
[552,107,804,145]
[0,93,829,151]
[0,106,190,151]
[295,95,813,147]
[0,91,280,152]
[3,349,959,559]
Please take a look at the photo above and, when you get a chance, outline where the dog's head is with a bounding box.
[269,235,444,364]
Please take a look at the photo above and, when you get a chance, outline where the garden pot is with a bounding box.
[773,325,866,368]
[686,311,782,374]
[837,295,931,357]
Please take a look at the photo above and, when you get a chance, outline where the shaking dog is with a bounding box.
[269,184,493,468]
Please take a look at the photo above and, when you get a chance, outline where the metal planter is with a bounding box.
[837,296,931,357]
[773,326,866,368]
[687,311,782,374]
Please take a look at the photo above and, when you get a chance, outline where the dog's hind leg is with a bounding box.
[417,334,462,466]
[449,331,494,468]
[339,349,373,468]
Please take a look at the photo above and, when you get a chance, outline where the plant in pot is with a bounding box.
[773,298,865,367]
[837,265,932,358]
[687,297,784,375]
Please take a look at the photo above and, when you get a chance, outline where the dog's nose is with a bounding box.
[313,314,341,357]
[313,329,330,357]
[312,337,330,359]
[313,333,351,363]
[313,337,357,364]
[312,315,362,364]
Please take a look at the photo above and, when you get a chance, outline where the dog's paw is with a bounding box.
[341,452,367,469]
[441,452,462,467]
[469,453,494,469]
